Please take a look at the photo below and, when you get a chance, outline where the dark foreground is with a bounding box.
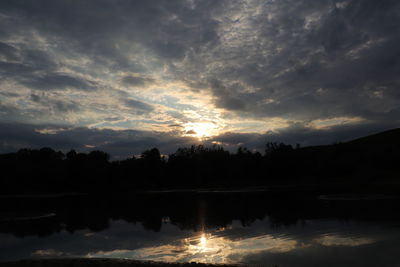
[0,259,242,267]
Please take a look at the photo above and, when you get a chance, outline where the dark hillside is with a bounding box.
[347,128,400,146]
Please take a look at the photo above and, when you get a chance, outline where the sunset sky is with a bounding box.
[0,0,399,158]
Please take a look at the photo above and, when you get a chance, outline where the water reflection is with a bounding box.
[1,192,400,266]
[314,234,374,247]
[199,233,207,248]
[84,228,300,264]
[82,221,384,265]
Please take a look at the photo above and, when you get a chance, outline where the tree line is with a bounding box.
[0,138,399,194]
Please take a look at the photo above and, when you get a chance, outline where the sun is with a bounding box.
[184,122,219,139]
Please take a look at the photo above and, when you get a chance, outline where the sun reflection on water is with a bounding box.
[85,229,376,264]
[183,232,232,263]
[109,231,301,264]
[199,234,207,248]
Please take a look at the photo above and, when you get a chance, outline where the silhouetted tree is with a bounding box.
[141,148,161,162]
[88,150,110,162]
[66,149,77,160]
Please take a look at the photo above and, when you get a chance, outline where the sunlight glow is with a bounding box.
[199,234,207,248]
[310,116,364,129]
[184,122,219,139]
[100,231,302,264]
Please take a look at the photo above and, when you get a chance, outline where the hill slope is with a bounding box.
[346,128,400,146]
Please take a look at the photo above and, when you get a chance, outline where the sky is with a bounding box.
[0,0,399,158]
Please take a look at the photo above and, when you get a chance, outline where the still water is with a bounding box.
[0,191,400,266]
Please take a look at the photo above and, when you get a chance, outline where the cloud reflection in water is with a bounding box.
[86,230,312,264]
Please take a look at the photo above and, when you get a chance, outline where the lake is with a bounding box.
[1,191,400,266]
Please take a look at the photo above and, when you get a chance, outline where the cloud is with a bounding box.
[210,80,246,111]
[0,48,57,81]
[171,0,400,122]
[209,119,399,150]
[0,0,399,151]
[314,234,373,247]
[1,119,398,159]
[21,73,96,91]
[185,130,196,135]
[0,122,199,159]
[30,93,81,112]
[121,75,155,88]
[32,249,67,258]
[0,0,223,65]
[0,42,19,61]
[124,98,154,113]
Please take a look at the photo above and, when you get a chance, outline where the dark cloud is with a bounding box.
[103,116,124,122]
[0,0,399,152]
[0,122,197,159]
[0,122,80,152]
[0,102,26,123]
[185,130,196,135]
[211,120,399,150]
[0,91,19,97]
[21,73,96,91]
[0,42,19,61]
[22,49,57,70]
[30,93,80,112]
[210,80,247,111]
[0,47,57,81]
[1,120,398,159]
[30,94,40,102]
[0,61,35,78]
[121,75,155,88]
[0,0,223,67]
[177,0,400,122]
[124,98,154,113]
